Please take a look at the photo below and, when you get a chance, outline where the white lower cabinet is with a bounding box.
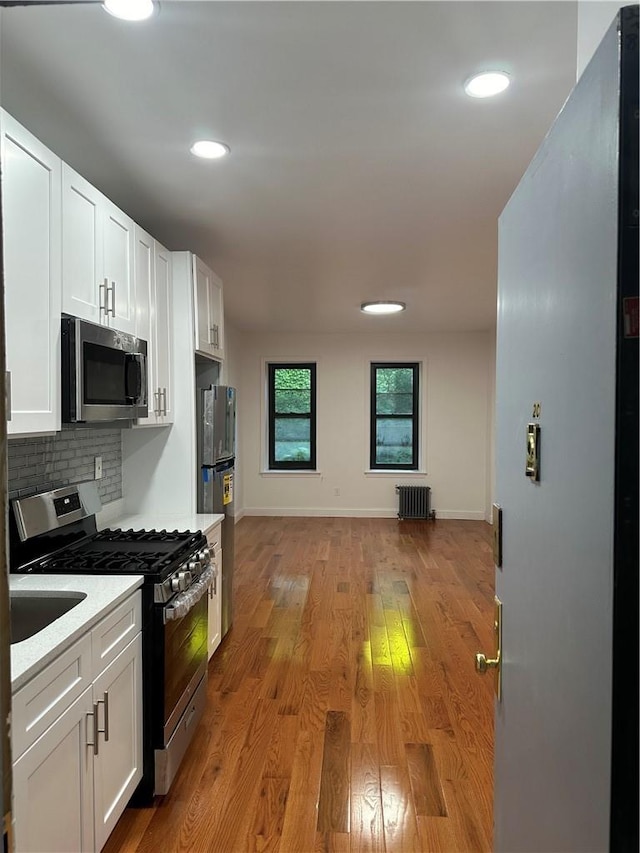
[92,633,143,851]
[206,524,222,660]
[12,593,143,853]
[13,687,94,852]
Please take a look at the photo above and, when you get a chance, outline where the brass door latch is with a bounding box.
[475,596,502,700]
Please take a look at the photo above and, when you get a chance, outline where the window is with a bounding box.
[370,363,419,470]
[268,363,316,469]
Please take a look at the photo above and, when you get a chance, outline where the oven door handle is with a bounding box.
[163,565,214,623]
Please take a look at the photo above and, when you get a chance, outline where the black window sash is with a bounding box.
[268,362,317,470]
[370,362,419,470]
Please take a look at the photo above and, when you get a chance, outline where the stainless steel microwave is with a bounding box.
[61,315,148,423]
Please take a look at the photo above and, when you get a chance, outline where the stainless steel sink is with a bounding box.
[10,591,87,644]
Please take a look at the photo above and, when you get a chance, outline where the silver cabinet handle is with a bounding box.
[109,281,116,317]
[99,278,108,316]
[88,704,99,756]
[153,389,160,416]
[161,387,167,416]
[5,371,11,421]
[97,691,110,742]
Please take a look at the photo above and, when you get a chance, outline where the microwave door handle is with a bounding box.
[139,355,147,405]
[126,354,146,404]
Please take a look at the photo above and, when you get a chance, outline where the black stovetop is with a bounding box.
[11,522,205,579]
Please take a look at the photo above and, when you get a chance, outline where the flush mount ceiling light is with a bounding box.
[360,301,406,315]
[190,140,230,160]
[464,71,510,99]
[103,0,155,21]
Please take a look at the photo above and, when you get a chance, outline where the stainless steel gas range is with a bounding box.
[9,484,215,803]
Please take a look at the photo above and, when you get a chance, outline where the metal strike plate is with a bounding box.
[492,503,502,568]
[525,423,540,482]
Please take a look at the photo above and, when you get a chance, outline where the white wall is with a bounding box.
[577,1,622,79]
[222,321,243,517]
[236,330,493,519]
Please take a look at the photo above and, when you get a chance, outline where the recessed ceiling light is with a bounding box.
[360,301,406,315]
[464,71,510,99]
[103,0,155,21]
[190,140,230,160]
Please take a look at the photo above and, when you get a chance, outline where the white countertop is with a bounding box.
[101,511,224,535]
[10,574,144,692]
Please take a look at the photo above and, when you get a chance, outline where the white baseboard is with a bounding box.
[234,508,246,523]
[435,510,486,521]
[242,507,486,520]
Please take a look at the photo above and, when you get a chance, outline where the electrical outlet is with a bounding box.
[94,456,103,480]
[333,487,340,496]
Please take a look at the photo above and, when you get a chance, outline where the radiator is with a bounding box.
[396,485,432,520]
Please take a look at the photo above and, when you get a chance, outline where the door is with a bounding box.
[92,633,143,852]
[207,549,222,660]
[493,15,637,852]
[153,241,173,423]
[2,111,61,434]
[12,687,95,853]
[62,163,104,324]
[103,198,135,334]
[193,254,224,358]
[193,254,215,356]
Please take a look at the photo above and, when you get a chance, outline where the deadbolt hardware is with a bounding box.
[475,596,502,700]
[525,423,541,482]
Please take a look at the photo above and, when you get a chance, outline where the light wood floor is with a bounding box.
[104,517,495,853]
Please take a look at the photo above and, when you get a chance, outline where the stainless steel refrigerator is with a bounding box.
[197,385,236,637]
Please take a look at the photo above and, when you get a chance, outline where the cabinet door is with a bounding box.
[103,199,136,334]
[208,271,225,359]
[154,241,173,423]
[193,254,214,356]
[133,226,157,425]
[193,255,224,359]
[2,111,62,435]
[92,632,143,852]
[206,525,223,660]
[13,687,94,853]
[208,551,222,660]
[62,163,105,323]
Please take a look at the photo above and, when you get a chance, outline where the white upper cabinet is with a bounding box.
[134,226,173,426]
[193,254,224,360]
[62,163,135,334]
[103,198,136,333]
[153,241,174,422]
[1,110,62,435]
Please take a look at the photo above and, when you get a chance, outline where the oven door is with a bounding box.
[161,592,208,746]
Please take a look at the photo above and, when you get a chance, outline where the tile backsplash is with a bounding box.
[7,428,122,504]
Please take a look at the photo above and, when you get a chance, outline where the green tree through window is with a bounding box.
[370,363,419,469]
[268,363,316,469]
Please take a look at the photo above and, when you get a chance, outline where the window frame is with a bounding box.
[267,362,317,470]
[369,362,420,471]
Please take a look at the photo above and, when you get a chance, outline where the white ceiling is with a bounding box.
[0,1,578,334]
